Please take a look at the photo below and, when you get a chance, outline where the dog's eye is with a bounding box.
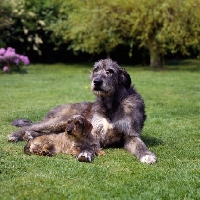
[75,121,82,126]
[67,120,72,124]
[106,69,114,75]
[93,68,98,73]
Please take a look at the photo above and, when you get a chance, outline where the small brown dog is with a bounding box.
[24,115,105,162]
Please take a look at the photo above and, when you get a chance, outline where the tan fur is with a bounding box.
[24,115,105,158]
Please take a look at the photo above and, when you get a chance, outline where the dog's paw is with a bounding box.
[76,151,94,163]
[23,131,34,141]
[97,149,106,156]
[8,134,19,142]
[140,153,156,164]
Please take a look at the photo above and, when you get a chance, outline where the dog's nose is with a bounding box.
[93,78,103,86]
[67,129,72,134]
[67,126,73,134]
[66,122,74,134]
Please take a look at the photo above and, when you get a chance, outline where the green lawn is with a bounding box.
[0,60,200,199]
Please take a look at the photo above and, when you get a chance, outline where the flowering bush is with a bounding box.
[0,47,30,73]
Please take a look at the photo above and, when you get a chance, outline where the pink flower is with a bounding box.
[0,47,30,73]
[3,66,9,72]
[4,51,15,58]
[19,55,30,65]
[0,55,4,61]
[0,48,5,55]
[7,47,15,53]
[13,56,20,64]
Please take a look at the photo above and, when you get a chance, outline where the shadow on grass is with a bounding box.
[106,135,163,149]
[137,59,200,72]
[18,69,28,74]
[0,68,28,74]
[141,135,163,147]
[164,59,200,72]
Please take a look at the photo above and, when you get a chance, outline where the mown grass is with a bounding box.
[0,60,200,200]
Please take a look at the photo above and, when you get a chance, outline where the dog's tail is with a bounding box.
[11,118,33,127]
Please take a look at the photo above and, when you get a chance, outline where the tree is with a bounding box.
[125,0,200,67]
[51,0,200,67]
[51,0,126,56]
[0,0,60,56]
[0,0,13,47]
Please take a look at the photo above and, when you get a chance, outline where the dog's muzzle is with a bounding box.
[93,78,103,91]
[93,78,103,87]
[66,123,74,134]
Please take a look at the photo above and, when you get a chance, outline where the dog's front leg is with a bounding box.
[76,151,95,163]
[124,135,156,164]
[91,114,113,134]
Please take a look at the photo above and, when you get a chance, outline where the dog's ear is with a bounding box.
[119,67,131,89]
[82,119,93,136]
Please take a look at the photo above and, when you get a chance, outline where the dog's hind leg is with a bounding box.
[8,118,68,142]
[24,140,55,156]
[124,135,156,164]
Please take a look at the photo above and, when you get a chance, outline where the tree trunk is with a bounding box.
[148,44,163,68]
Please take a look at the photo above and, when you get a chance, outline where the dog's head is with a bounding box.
[91,59,131,97]
[65,115,93,138]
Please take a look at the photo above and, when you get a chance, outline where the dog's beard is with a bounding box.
[93,90,107,96]
[92,87,110,97]
[91,83,114,97]
[93,90,102,96]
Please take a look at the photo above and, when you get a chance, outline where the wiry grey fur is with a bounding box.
[8,59,156,164]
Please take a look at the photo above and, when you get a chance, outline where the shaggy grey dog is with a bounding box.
[8,59,156,164]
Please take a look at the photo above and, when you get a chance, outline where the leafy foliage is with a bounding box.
[2,0,200,66]
[51,0,127,55]
[0,0,13,46]
[1,0,60,55]
[51,0,200,67]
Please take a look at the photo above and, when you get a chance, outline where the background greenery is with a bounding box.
[0,61,199,199]
[1,0,200,66]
